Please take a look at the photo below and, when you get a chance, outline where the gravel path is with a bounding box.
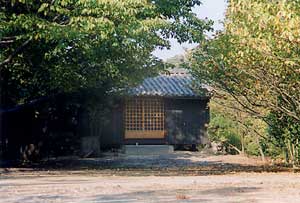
[0,153,297,202]
[1,173,300,203]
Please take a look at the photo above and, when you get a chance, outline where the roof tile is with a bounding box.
[128,74,210,98]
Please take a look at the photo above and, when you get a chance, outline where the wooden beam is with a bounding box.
[125,130,165,139]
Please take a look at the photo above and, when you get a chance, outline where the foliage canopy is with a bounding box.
[0,0,212,106]
[189,0,300,164]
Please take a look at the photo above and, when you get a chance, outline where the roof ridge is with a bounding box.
[128,73,210,98]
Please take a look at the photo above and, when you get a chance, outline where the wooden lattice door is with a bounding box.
[125,98,165,139]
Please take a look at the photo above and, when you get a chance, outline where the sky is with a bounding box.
[153,0,228,60]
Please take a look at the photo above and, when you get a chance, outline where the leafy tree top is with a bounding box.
[0,0,212,106]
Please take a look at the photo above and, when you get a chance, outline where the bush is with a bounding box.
[208,111,242,154]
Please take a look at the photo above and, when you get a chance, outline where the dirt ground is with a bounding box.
[1,152,299,203]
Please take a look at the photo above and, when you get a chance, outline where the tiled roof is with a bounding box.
[128,73,210,98]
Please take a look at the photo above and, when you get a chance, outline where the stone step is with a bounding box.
[124,145,174,155]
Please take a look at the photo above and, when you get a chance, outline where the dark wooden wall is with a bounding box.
[100,101,124,149]
[165,98,210,145]
[100,97,210,148]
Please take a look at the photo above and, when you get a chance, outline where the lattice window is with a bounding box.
[125,98,164,131]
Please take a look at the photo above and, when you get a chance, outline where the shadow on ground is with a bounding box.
[90,186,260,203]
[0,186,261,203]
[0,152,291,176]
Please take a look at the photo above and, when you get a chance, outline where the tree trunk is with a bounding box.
[256,137,265,163]
[241,132,245,155]
[287,140,296,168]
[228,143,242,154]
[237,112,245,155]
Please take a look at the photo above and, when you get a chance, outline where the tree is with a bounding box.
[189,0,300,164]
[208,92,269,160]
[0,0,213,107]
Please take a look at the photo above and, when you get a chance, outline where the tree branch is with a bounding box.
[0,40,15,45]
[0,38,31,70]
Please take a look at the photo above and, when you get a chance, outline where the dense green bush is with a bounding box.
[208,111,241,154]
[267,110,300,165]
[208,99,282,159]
